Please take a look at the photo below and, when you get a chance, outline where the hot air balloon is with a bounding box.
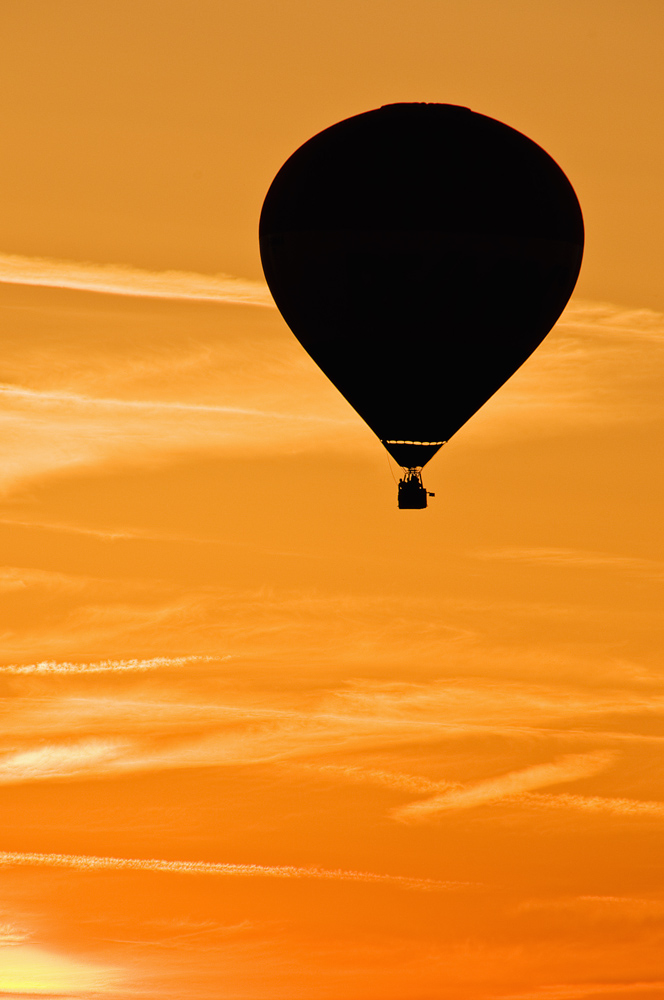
[259,103,584,508]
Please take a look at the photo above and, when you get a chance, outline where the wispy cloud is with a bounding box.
[518,792,664,818]
[0,363,357,493]
[0,922,30,946]
[104,917,256,951]
[1,281,663,496]
[0,565,87,593]
[294,762,459,795]
[0,250,274,307]
[331,677,664,737]
[393,752,616,822]
[497,981,664,998]
[0,253,355,490]
[0,517,146,541]
[461,296,664,441]
[474,547,664,579]
[0,738,128,784]
[0,700,457,778]
[294,755,664,827]
[515,894,664,920]
[0,850,471,892]
[3,650,664,778]
[0,733,240,785]
[0,382,343,423]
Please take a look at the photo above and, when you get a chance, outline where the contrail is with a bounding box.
[0,850,472,892]
[0,250,275,307]
[0,655,222,675]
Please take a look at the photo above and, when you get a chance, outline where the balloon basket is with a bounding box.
[398,469,434,509]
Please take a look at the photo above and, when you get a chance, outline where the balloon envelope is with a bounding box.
[259,103,584,469]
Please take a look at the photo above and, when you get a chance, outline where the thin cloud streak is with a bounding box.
[475,547,664,579]
[497,982,664,998]
[0,655,222,675]
[5,657,664,774]
[0,850,470,892]
[0,516,267,545]
[0,565,86,592]
[0,382,345,423]
[0,735,203,785]
[515,894,664,919]
[296,762,459,795]
[0,922,30,945]
[0,739,127,784]
[0,516,152,541]
[1,287,663,495]
[333,678,664,736]
[393,752,616,822]
[560,299,664,344]
[0,382,358,494]
[520,792,664,818]
[463,296,664,440]
[0,250,275,307]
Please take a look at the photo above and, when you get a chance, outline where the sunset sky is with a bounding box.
[0,2,663,998]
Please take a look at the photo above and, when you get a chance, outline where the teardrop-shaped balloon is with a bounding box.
[259,103,583,506]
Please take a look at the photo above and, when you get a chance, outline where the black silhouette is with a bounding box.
[397,469,435,510]
[259,103,584,509]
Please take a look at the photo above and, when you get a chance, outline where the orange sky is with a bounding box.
[0,2,663,998]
